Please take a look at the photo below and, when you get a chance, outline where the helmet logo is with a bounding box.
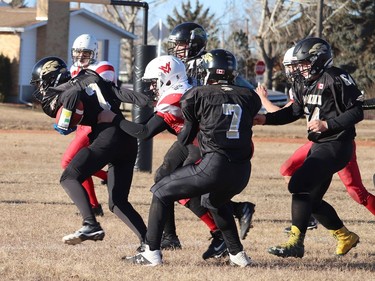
[159,62,171,74]
[42,60,64,76]
[194,27,206,39]
[202,53,213,63]
[309,43,328,55]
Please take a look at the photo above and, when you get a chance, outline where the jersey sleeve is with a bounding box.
[112,113,168,140]
[325,72,364,131]
[92,61,116,83]
[178,88,200,145]
[155,92,185,134]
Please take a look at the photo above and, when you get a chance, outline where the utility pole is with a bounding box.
[316,0,323,37]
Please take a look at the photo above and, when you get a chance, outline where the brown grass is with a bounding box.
[0,104,374,280]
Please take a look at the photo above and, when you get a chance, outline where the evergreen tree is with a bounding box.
[0,54,12,101]
[10,0,27,8]
[325,0,375,91]
[166,0,220,50]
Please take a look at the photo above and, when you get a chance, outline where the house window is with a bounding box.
[97,40,109,61]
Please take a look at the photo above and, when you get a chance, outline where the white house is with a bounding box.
[0,6,136,104]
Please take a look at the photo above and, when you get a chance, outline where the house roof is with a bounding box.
[0,6,137,39]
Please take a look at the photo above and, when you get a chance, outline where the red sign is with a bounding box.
[255,60,266,75]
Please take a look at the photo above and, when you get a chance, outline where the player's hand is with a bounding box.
[163,112,178,124]
[256,84,268,99]
[97,109,116,123]
[163,113,183,134]
[53,124,77,135]
[307,120,328,133]
[253,114,266,125]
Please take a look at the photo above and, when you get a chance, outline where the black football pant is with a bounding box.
[60,125,147,242]
[146,152,251,255]
[154,141,208,236]
[289,140,353,233]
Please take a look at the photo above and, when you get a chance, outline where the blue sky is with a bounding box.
[24,0,253,50]
[25,0,244,30]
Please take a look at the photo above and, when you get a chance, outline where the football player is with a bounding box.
[255,37,363,258]
[31,56,151,246]
[125,49,261,266]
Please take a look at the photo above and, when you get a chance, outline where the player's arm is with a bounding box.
[102,112,169,140]
[326,75,364,131]
[116,87,154,108]
[326,99,363,131]
[255,84,282,113]
[256,84,293,113]
[44,81,81,135]
[363,98,375,110]
[178,119,199,146]
[178,90,199,145]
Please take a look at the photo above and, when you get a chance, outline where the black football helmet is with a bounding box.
[167,22,208,61]
[201,49,238,85]
[292,37,332,82]
[30,56,71,102]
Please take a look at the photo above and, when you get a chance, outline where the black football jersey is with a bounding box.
[185,52,206,86]
[179,84,262,162]
[266,66,363,142]
[43,70,150,127]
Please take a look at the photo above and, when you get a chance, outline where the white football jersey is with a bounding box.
[155,81,192,134]
[70,61,116,84]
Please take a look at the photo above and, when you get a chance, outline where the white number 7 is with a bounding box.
[222,104,242,139]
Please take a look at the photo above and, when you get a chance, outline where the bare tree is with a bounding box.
[248,0,348,89]
[92,0,168,83]
[253,0,308,88]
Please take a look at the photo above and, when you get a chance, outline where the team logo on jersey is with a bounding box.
[317,83,324,89]
[216,69,225,75]
[159,62,171,74]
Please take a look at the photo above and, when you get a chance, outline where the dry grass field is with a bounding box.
[0,104,374,280]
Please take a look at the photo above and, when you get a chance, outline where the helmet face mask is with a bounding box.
[293,37,332,84]
[169,41,190,60]
[142,55,188,100]
[30,57,71,102]
[284,65,295,82]
[71,34,98,67]
[282,47,297,82]
[201,49,238,85]
[167,22,207,61]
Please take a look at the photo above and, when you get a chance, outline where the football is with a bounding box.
[55,100,84,128]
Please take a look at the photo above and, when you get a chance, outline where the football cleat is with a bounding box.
[330,226,359,256]
[237,202,255,240]
[229,251,253,267]
[124,244,162,266]
[268,225,305,258]
[160,233,182,250]
[62,222,105,245]
[202,230,228,260]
